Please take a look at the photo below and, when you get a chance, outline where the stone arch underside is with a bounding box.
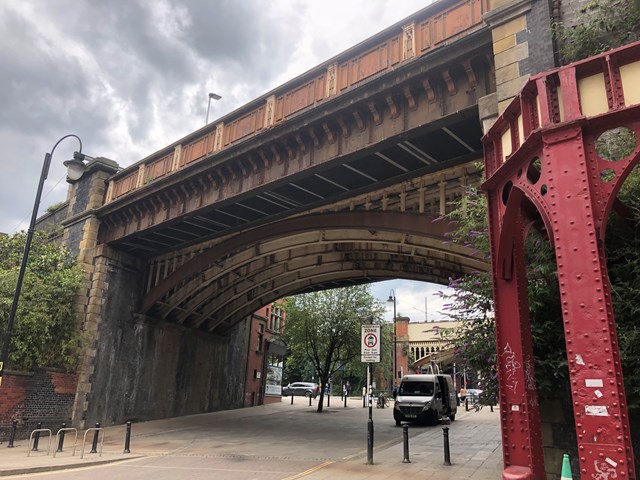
[141,210,487,333]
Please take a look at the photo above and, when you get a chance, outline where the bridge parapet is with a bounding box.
[105,0,488,203]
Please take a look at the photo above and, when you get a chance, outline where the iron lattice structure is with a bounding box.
[483,42,640,479]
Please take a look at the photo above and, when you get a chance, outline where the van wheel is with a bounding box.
[448,414,456,422]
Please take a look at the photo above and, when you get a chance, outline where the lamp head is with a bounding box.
[387,294,395,305]
[64,151,87,181]
[209,92,221,100]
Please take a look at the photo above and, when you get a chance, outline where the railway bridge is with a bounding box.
[61,0,513,431]
[29,0,639,477]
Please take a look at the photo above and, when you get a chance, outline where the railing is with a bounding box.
[104,0,488,204]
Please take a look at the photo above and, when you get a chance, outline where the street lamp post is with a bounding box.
[205,92,222,125]
[0,134,88,387]
[387,290,397,389]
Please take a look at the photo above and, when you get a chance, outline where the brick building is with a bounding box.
[394,317,460,384]
[243,301,286,407]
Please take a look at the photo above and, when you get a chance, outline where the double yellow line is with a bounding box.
[281,460,334,479]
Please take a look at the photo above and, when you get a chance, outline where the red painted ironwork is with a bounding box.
[484,41,640,479]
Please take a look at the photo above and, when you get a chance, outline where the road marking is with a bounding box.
[280,461,334,479]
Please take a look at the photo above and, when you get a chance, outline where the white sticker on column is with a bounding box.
[575,354,585,365]
[585,405,609,416]
[511,405,520,411]
[605,457,618,468]
[594,390,603,398]
[586,379,603,387]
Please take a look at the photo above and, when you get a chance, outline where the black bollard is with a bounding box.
[367,393,374,464]
[308,395,312,406]
[7,420,17,448]
[442,426,451,466]
[90,422,100,454]
[402,424,411,463]
[123,421,132,454]
[344,394,347,408]
[327,393,330,407]
[363,395,366,408]
[490,404,494,412]
[32,422,42,451]
[57,422,66,452]
[290,394,294,405]
[465,398,469,411]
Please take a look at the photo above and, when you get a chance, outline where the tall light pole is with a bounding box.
[205,92,222,124]
[387,290,397,388]
[0,134,88,387]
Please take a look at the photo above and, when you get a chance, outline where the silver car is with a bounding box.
[282,382,319,398]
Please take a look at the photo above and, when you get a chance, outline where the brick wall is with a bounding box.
[0,370,77,441]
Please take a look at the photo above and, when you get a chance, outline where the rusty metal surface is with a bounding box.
[484,41,640,479]
[104,0,488,201]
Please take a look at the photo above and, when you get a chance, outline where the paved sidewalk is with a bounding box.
[0,398,503,478]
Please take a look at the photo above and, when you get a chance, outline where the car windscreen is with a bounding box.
[399,381,434,396]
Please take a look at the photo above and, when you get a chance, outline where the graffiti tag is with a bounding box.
[501,343,521,394]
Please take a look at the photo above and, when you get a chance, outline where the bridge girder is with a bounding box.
[142,207,487,333]
[97,31,493,258]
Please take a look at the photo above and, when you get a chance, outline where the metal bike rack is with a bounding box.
[52,427,78,457]
[80,427,104,459]
[26,429,52,457]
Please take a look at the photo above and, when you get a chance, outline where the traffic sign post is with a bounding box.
[361,322,380,464]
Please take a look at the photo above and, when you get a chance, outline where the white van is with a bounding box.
[392,374,457,426]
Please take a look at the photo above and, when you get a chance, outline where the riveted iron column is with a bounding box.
[486,196,543,478]
[483,42,640,479]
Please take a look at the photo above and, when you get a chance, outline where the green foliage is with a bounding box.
[0,231,83,371]
[283,285,385,411]
[553,0,640,64]
[45,201,66,214]
[606,167,640,410]
[440,187,568,406]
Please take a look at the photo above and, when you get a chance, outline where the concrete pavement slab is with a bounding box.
[0,396,503,479]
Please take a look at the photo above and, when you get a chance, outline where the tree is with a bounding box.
[0,231,83,371]
[283,285,385,412]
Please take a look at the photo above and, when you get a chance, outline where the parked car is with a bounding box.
[282,382,319,398]
[466,388,483,399]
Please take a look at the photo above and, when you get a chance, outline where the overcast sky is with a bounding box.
[0,0,456,318]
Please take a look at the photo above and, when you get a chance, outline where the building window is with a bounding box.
[270,304,284,333]
[257,323,264,352]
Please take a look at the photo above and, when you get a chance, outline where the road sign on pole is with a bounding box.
[361,324,381,363]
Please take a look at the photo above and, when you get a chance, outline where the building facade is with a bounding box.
[243,301,286,407]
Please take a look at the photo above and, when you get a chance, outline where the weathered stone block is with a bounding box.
[491,16,526,43]
[494,42,529,70]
